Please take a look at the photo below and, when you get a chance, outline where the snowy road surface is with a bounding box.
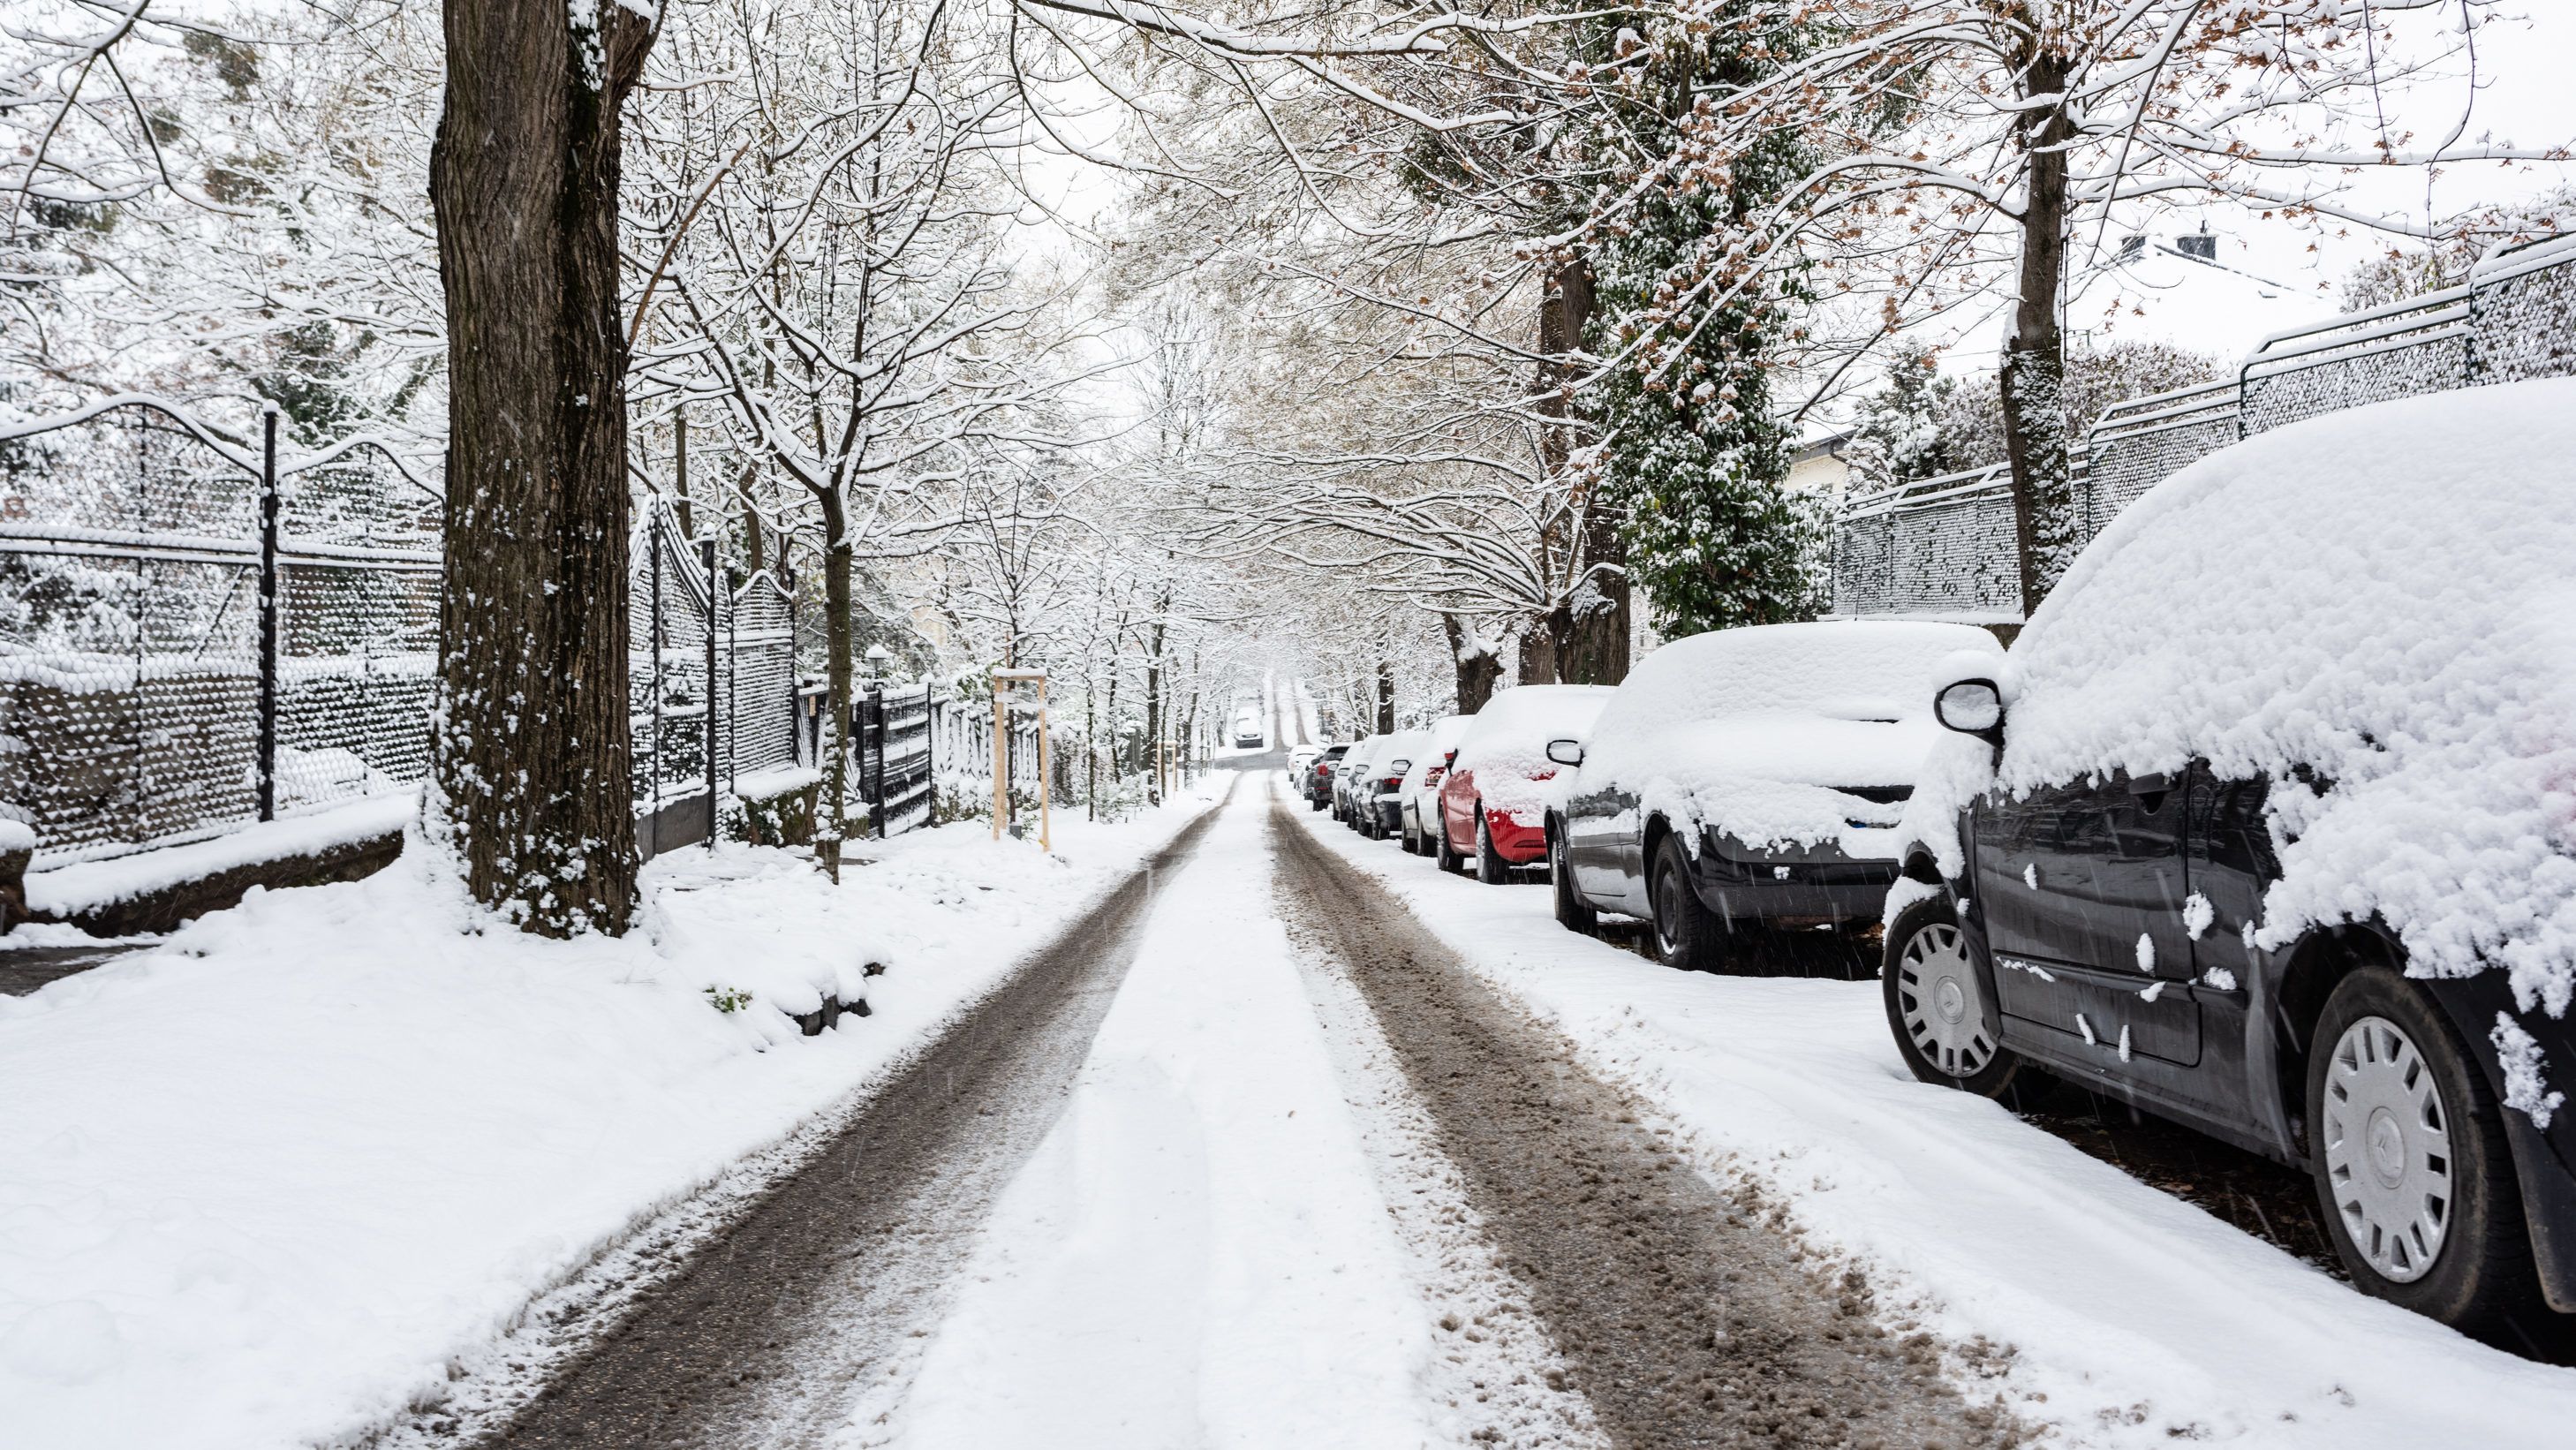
[464,775,2002,1449]
[15,766,2576,1448]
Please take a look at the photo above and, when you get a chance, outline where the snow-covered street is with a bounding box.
[11,762,2576,1448]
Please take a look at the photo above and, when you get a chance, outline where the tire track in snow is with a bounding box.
[1280,865,1612,1449]
[1268,783,2021,1450]
[411,782,1236,1450]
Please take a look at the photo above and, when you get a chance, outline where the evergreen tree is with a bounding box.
[1583,3,1825,637]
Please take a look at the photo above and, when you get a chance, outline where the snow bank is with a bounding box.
[0,778,1228,1450]
[25,793,414,917]
[1448,684,1615,826]
[1580,622,2000,853]
[1288,801,2576,1447]
[1902,381,2576,1021]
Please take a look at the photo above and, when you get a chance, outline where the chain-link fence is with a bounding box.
[0,401,804,872]
[1831,232,2576,618]
[0,403,439,869]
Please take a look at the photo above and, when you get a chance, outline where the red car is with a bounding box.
[1435,685,1615,884]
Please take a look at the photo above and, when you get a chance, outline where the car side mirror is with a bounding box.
[1545,738,1583,767]
[1934,679,2005,740]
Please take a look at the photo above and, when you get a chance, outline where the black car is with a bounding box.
[1356,728,1425,841]
[1891,698,2576,1344]
[1303,744,1348,812]
[1877,381,2576,1347]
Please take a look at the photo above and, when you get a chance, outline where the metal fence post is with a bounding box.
[255,406,280,822]
[700,535,718,850]
[649,509,664,852]
[868,686,889,838]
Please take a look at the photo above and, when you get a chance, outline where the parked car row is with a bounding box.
[1298,384,2576,1350]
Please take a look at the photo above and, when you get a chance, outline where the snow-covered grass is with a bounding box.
[1286,782,2576,1447]
[0,777,1227,1450]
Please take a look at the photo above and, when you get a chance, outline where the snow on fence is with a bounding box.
[0,401,803,871]
[1831,233,2576,619]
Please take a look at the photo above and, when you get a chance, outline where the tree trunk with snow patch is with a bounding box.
[426,0,654,936]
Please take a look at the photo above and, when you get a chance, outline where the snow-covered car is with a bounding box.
[1885,381,2576,1340]
[1549,621,2003,964]
[1235,722,1265,749]
[1396,714,1474,856]
[1334,734,1388,823]
[1356,727,1431,840]
[1437,685,1615,883]
[1303,744,1348,811]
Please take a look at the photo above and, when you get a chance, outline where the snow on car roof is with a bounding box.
[1450,686,1618,827]
[1400,715,1476,792]
[1451,686,1615,777]
[1582,621,2005,852]
[1905,378,2576,1022]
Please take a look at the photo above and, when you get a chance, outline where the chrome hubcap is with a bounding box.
[2323,1016,2453,1284]
[1897,923,1996,1078]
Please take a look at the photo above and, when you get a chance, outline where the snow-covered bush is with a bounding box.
[1900,379,2576,1019]
[1580,621,2003,853]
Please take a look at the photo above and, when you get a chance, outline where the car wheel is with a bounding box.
[1883,894,2018,1097]
[2308,966,2549,1339]
[1648,833,1726,970]
[1476,810,1510,885]
[1436,817,1467,875]
[1550,824,1596,934]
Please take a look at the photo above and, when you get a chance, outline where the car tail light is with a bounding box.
[1424,767,1447,786]
[1382,775,1402,789]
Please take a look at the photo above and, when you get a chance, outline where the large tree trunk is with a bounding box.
[1373,658,1395,734]
[1537,252,1629,683]
[816,491,854,880]
[1443,613,1502,714]
[1515,620,1554,685]
[1999,48,2078,615]
[427,0,653,936]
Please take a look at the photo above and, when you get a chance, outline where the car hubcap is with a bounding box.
[1897,923,1997,1079]
[2323,1016,2453,1284]
[1654,872,1682,955]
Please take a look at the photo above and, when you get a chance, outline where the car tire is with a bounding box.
[1475,810,1511,885]
[1550,823,1596,934]
[1647,833,1726,970]
[2307,965,2551,1341]
[1436,816,1467,875]
[1883,894,2019,1098]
